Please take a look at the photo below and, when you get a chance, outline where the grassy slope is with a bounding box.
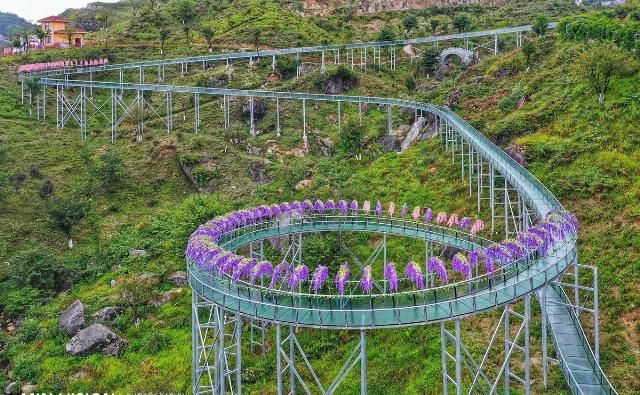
[418,34,640,390]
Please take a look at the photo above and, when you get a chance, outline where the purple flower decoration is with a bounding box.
[361,265,373,294]
[269,260,289,289]
[468,250,481,268]
[452,253,471,279]
[336,263,350,295]
[424,208,433,223]
[384,262,399,292]
[325,199,337,212]
[459,217,472,230]
[250,261,273,284]
[401,203,408,220]
[428,257,448,284]
[301,200,313,213]
[484,255,495,274]
[311,265,329,293]
[338,200,348,215]
[350,200,359,214]
[288,264,309,289]
[375,200,383,217]
[313,200,325,213]
[405,260,425,289]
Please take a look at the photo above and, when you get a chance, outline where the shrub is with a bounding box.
[337,116,365,158]
[532,15,549,36]
[178,152,202,168]
[497,94,519,113]
[49,192,91,248]
[7,249,65,294]
[191,166,216,188]
[2,287,41,318]
[120,274,159,318]
[38,179,54,200]
[92,151,126,193]
[276,57,301,79]
[376,25,396,42]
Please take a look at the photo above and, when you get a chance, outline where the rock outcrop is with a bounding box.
[65,324,126,356]
[60,300,85,336]
[93,307,124,321]
[505,144,527,166]
[168,271,188,286]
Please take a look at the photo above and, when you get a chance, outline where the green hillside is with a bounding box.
[1,0,639,393]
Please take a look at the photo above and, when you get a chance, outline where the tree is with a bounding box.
[34,28,46,48]
[420,46,440,77]
[251,28,261,52]
[452,13,472,33]
[522,39,535,68]
[49,193,90,249]
[402,13,418,38]
[121,274,159,318]
[171,0,197,48]
[96,10,110,49]
[337,116,365,158]
[24,78,41,116]
[200,25,215,53]
[532,15,549,36]
[65,29,74,48]
[578,43,625,103]
[429,18,440,36]
[376,25,396,42]
[159,28,170,55]
[92,151,126,193]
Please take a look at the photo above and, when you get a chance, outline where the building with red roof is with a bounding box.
[37,15,87,48]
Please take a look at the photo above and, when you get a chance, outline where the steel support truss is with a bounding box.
[192,293,242,395]
[441,295,532,395]
[276,325,367,395]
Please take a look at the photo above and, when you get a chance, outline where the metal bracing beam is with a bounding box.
[276,325,367,395]
[195,93,201,134]
[249,96,255,136]
[302,99,308,152]
[340,239,384,293]
[276,97,281,137]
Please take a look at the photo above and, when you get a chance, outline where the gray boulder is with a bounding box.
[60,300,85,336]
[378,135,401,152]
[128,249,147,257]
[505,145,527,166]
[65,324,126,356]
[249,162,269,184]
[168,271,188,286]
[93,307,124,321]
[4,382,18,395]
